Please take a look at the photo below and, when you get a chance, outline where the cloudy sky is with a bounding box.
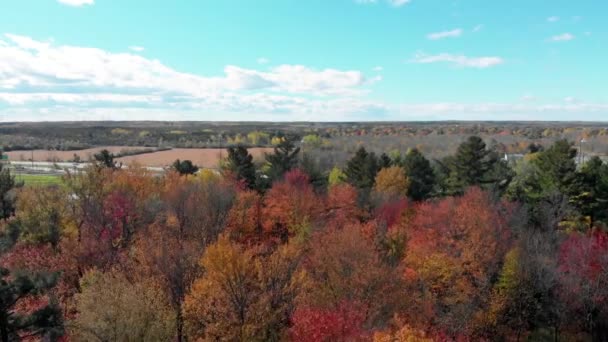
[0,0,606,121]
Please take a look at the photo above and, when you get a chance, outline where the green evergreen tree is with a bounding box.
[300,153,327,192]
[532,139,578,194]
[402,148,435,201]
[224,145,256,189]
[378,153,392,169]
[93,149,119,169]
[265,137,300,181]
[571,156,608,225]
[172,159,199,175]
[0,153,20,220]
[344,147,379,191]
[444,136,511,195]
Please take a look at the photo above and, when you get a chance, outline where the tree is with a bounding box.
[265,137,300,181]
[0,225,64,341]
[300,224,404,329]
[224,145,256,189]
[401,148,435,201]
[532,139,578,195]
[72,269,175,341]
[571,157,608,226]
[300,153,327,192]
[262,169,320,243]
[184,237,304,341]
[14,187,70,249]
[0,153,20,220]
[93,149,119,169]
[443,136,511,195]
[379,153,392,169]
[135,173,234,341]
[373,166,409,199]
[344,147,379,191]
[172,159,199,175]
[328,167,346,188]
[290,301,368,342]
[403,188,512,336]
[558,230,608,339]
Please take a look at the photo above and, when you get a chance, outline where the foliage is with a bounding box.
[172,159,199,175]
[72,269,175,341]
[0,225,64,341]
[344,147,379,191]
[328,167,346,187]
[373,166,409,199]
[442,136,512,195]
[264,137,300,182]
[224,145,256,189]
[401,148,435,201]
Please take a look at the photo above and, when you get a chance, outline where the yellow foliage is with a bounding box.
[374,166,409,197]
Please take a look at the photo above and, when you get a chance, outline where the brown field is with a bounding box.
[5,146,150,162]
[116,148,272,168]
[5,147,273,168]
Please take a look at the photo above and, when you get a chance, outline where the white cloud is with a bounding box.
[372,66,383,72]
[427,28,463,40]
[57,0,94,7]
[472,25,483,33]
[550,33,575,42]
[129,46,145,52]
[411,52,504,69]
[0,33,378,120]
[521,95,537,102]
[355,0,410,7]
[257,57,270,65]
[388,0,410,7]
[547,16,560,22]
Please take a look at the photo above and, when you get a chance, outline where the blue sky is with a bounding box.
[0,0,606,121]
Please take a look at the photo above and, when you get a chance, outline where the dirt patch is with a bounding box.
[117,148,272,168]
[4,146,149,162]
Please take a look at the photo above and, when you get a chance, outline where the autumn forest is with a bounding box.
[1,135,607,342]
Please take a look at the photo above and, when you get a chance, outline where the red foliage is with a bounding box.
[558,230,608,311]
[262,170,321,243]
[102,191,136,242]
[403,187,513,334]
[225,190,264,244]
[375,199,409,230]
[284,168,311,189]
[325,184,361,229]
[290,301,368,342]
[0,243,79,318]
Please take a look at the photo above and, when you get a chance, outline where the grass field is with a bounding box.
[14,174,63,187]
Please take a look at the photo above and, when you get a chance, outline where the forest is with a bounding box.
[0,135,607,341]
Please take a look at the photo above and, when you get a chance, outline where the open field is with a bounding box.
[117,147,272,168]
[5,146,150,163]
[4,146,273,168]
[14,173,63,187]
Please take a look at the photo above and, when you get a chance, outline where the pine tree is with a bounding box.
[444,136,511,195]
[402,148,435,201]
[379,153,392,169]
[224,145,256,188]
[344,147,379,191]
[0,153,19,220]
[93,149,119,169]
[172,159,199,175]
[265,137,300,181]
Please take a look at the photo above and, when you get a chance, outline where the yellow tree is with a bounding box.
[373,166,409,199]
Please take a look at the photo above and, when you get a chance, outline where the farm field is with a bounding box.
[3,147,275,168]
[116,147,272,168]
[5,146,150,163]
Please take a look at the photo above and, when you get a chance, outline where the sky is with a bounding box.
[0,0,606,122]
